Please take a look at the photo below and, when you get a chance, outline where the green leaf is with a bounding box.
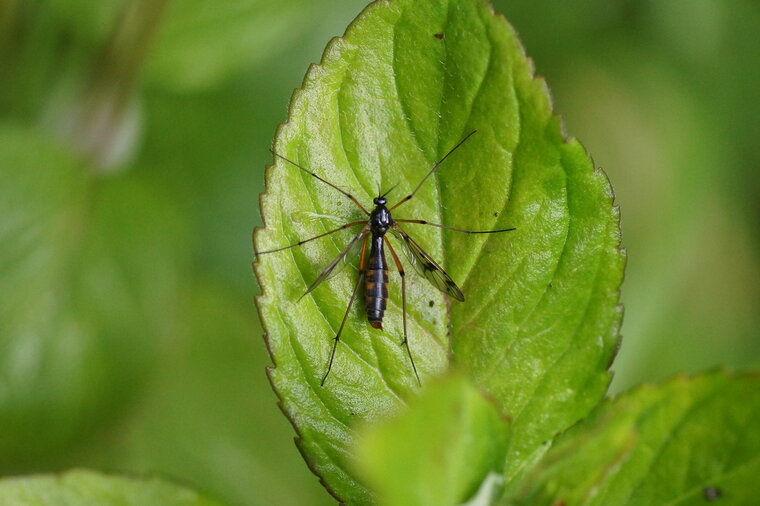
[254,0,623,501]
[145,0,310,91]
[356,375,510,506]
[0,124,187,469]
[0,469,227,505]
[505,371,760,505]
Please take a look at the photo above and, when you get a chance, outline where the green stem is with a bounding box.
[66,0,170,171]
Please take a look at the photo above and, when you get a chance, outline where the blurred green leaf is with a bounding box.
[42,0,125,44]
[0,1,125,119]
[137,83,276,295]
[0,124,91,464]
[506,371,760,505]
[254,0,622,502]
[0,469,227,505]
[145,0,309,91]
[0,124,187,469]
[357,374,509,506]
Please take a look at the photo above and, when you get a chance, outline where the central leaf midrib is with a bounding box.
[298,42,450,361]
[437,5,498,295]
[287,139,449,389]
[452,52,525,331]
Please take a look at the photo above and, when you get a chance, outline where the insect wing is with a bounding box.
[291,215,363,278]
[325,228,365,280]
[291,210,346,226]
[390,226,464,301]
[301,228,368,299]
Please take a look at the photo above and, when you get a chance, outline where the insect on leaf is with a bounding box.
[253,0,624,502]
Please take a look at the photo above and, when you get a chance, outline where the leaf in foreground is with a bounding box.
[356,375,509,506]
[506,371,760,505]
[254,0,623,501]
[0,469,226,505]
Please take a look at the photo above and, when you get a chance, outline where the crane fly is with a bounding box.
[256,130,515,386]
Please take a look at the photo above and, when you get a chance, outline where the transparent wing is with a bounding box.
[291,213,365,278]
[301,227,369,299]
[292,210,347,226]
[324,228,365,280]
[390,225,465,301]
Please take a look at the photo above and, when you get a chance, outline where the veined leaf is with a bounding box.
[505,371,760,505]
[253,0,623,502]
[356,375,510,506]
[0,469,226,505]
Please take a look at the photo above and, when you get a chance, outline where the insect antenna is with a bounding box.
[380,182,399,199]
[395,219,516,235]
[271,150,370,215]
[390,130,477,210]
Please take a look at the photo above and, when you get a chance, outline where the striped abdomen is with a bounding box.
[365,235,388,329]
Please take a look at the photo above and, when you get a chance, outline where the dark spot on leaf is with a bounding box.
[703,487,722,501]
[548,281,553,288]
[434,32,445,40]
[493,211,499,217]
[428,300,434,307]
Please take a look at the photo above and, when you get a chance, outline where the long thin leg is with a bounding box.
[255,220,366,256]
[395,219,516,235]
[390,130,477,211]
[385,238,420,386]
[322,236,369,386]
[271,150,370,215]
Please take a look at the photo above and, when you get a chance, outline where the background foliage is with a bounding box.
[1,1,758,505]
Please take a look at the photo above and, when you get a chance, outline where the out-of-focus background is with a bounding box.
[0,1,758,504]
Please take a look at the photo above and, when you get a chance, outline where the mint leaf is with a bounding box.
[506,372,760,505]
[254,0,623,501]
[356,375,509,506]
[0,469,226,505]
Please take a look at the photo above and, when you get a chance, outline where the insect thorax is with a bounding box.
[369,203,393,236]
